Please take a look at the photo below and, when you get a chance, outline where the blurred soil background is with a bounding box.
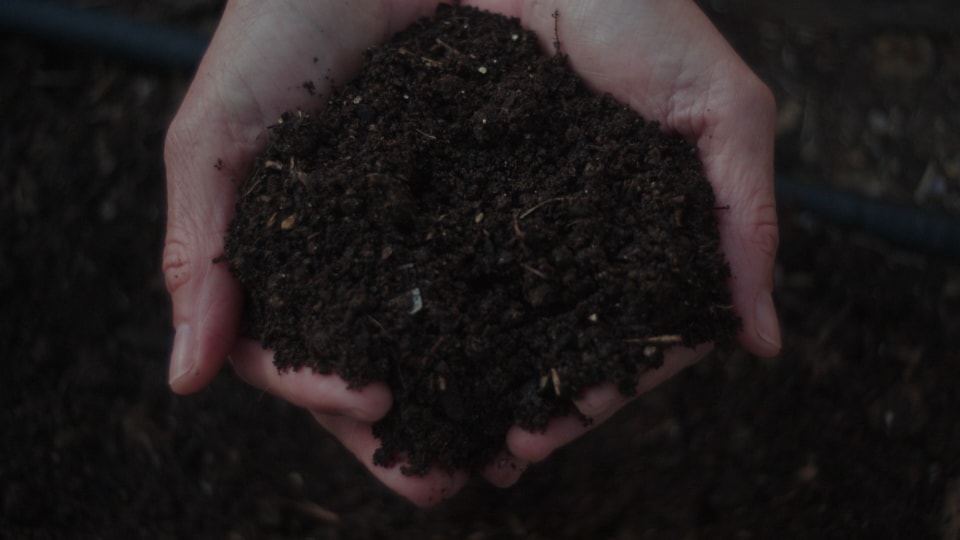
[2,0,959,538]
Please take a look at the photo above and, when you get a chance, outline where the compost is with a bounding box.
[224,4,739,474]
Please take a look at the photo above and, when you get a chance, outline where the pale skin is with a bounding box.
[163,0,781,507]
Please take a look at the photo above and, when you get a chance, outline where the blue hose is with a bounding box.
[0,0,208,71]
[777,175,960,260]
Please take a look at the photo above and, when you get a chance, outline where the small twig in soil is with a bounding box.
[519,196,565,220]
[435,38,463,56]
[624,335,684,345]
[512,212,526,238]
[295,170,308,187]
[398,47,444,67]
[284,499,340,524]
[550,368,562,396]
[366,315,386,333]
[520,263,548,280]
[243,178,261,197]
[421,335,446,366]
[415,128,437,140]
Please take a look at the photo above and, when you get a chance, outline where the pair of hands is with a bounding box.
[163,0,780,507]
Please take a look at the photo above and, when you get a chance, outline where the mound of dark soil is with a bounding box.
[224,4,739,475]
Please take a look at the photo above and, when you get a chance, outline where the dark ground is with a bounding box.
[2,1,960,538]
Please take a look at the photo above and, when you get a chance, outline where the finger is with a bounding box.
[576,344,710,419]
[506,415,583,464]
[164,202,243,395]
[161,1,277,394]
[229,339,392,422]
[313,413,469,507]
[480,450,529,488]
[507,344,708,462]
[697,84,781,358]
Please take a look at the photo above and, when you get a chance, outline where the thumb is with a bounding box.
[162,39,267,394]
[163,107,249,394]
[160,0,305,394]
[697,80,781,358]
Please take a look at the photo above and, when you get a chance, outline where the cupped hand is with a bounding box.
[163,0,779,506]
[468,0,781,464]
[163,0,478,507]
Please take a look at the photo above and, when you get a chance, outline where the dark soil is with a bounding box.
[224,5,739,475]
[4,1,960,538]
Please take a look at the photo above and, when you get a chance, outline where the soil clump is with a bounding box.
[224,4,739,475]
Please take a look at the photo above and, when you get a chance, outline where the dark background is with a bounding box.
[2,1,959,538]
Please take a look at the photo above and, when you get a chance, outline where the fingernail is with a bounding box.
[169,323,195,386]
[575,382,618,418]
[754,291,781,353]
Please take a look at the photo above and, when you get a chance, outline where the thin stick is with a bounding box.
[366,315,385,332]
[286,499,340,524]
[550,368,562,396]
[242,178,261,197]
[520,263,548,280]
[421,335,446,366]
[519,197,565,220]
[435,38,462,55]
[624,335,683,345]
[397,47,443,67]
[512,213,526,238]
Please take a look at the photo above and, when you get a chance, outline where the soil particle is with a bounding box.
[224,4,739,475]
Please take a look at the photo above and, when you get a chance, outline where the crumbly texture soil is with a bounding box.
[6,1,960,538]
[224,5,739,475]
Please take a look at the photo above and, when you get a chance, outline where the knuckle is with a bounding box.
[162,237,193,295]
[750,205,780,261]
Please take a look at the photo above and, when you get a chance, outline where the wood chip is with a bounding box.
[288,499,340,524]
[625,335,683,345]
